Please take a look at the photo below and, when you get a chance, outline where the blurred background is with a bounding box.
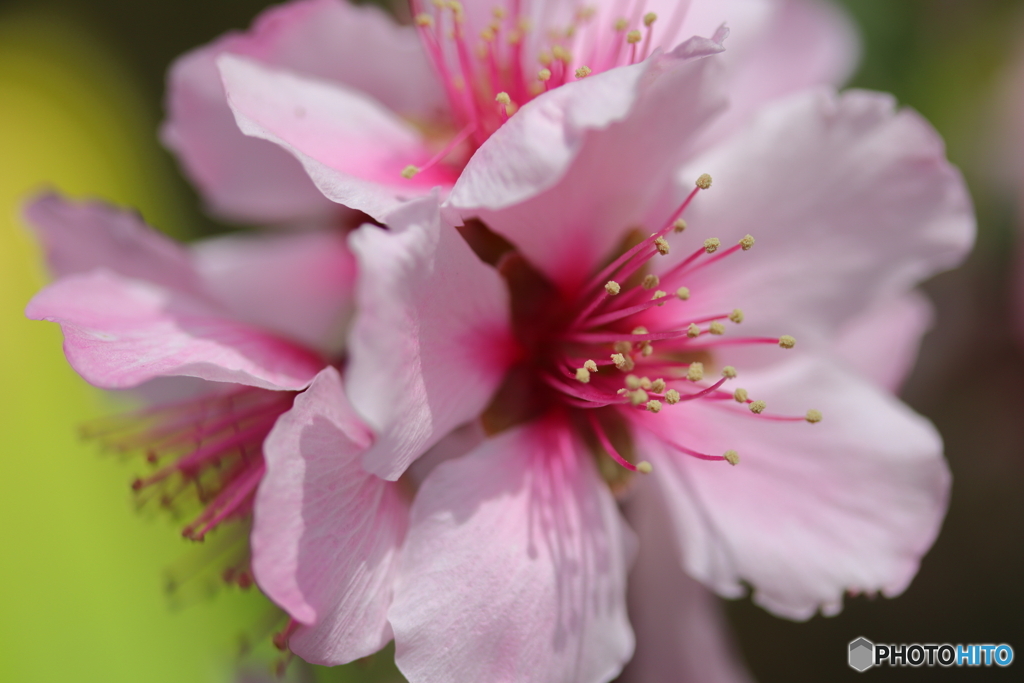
[0,0,1022,681]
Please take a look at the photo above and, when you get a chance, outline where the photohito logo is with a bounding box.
[848,637,1014,671]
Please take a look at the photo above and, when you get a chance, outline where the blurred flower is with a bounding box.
[163,0,857,224]
[253,56,973,682]
[24,193,354,555]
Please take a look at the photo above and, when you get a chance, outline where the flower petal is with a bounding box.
[448,38,727,290]
[161,0,442,223]
[346,197,515,480]
[25,270,323,390]
[218,55,451,222]
[191,229,355,356]
[619,481,754,683]
[390,419,635,683]
[832,290,934,392]
[252,366,406,665]
[661,89,974,348]
[636,355,949,619]
[24,193,204,296]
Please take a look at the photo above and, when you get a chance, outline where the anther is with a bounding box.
[665,389,680,404]
[723,450,739,466]
[652,290,667,302]
[779,335,796,349]
[749,400,766,414]
[584,360,598,373]
[629,389,649,405]
[538,68,552,81]
[696,173,713,189]
[722,366,737,379]
[739,234,755,251]
[415,13,434,27]
[651,378,666,393]
[676,287,690,300]
[625,375,642,390]
[729,309,744,324]
[613,340,632,354]
[575,65,593,79]
[687,323,700,338]
[401,165,420,179]
[703,238,721,253]
[605,280,621,295]
[643,12,658,26]
[646,400,663,413]
[626,30,642,44]
[642,274,659,290]
[637,461,653,474]
[640,342,654,356]
[552,45,572,62]
[632,326,648,335]
[654,237,670,255]
[639,376,653,390]
[495,92,511,106]
[614,18,629,31]
[575,368,591,383]
[806,409,823,423]
[709,321,726,335]
[687,362,704,381]
[612,353,635,371]
[734,388,748,402]
[673,219,687,233]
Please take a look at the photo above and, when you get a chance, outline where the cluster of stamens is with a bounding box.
[404,1,668,179]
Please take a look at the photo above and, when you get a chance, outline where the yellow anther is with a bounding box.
[779,335,796,349]
[480,27,496,41]
[709,321,726,335]
[652,290,667,301]
[629,388,649,405]
[646,399,663,413]
[643,12,658,26]
[749,399,766,414]
[696,173,713,189]
[642,274,660,290]
[686,362,704,382]
[626,29,642,44]
[574,65,593,79]
[723,450,739,466]
[539,50,553,66]
[415,13,434,27]
[641,343,654,357]
[495,92,511,105]
[575,368,591,383]
[733,388,748,403]
[722,366,737,379]
[704,238,721,253]
[614,17,629,31]
[492,6,507,18]
[613,340,632,354]
[639,376,653,390]
[632,326,648,335]
[676,286,690,300]
[625,374,642,390]
[739,234,755,251]
[729,309,744,324]
[687,323,700,338]
[665,389,680,404]
[673,219,687,233]
[651,378,666,393]
[401,165,420,179]
[612,353,635,372]
[806,409,823,423]
[605,280,621,295]
[576,7,597,21]
[584,360,598,373]
[507,29,523,45]
[431,0,444,8]
[636,461,653,474]
[654,237,670,255]
[538,68,552,81]
[552,45,572,62]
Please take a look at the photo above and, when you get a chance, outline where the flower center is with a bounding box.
[403,0,669,179]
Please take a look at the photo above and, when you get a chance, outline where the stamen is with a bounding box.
[709,321,726,335]
[696,173,713,190]
[575,65,593,79]
[687,362,704,381]
[749,400,767,414]
[676,287,690,300]
[654,237,670,255]
[665,389,680,404]
[584,359,598,373]
[575,368,592,383]
[642,274,659,289]
[588,412,652,474]
[723,450,739,466]
[646,399,663,413]
[687,323,700,338]
[806,409,823,423]
[673,219,687,233]
[703,238,721,253]
[734,388,748,402]
[729,309,744,323]
[605,280,621,295]
[779,335,796,349]
[722,366,737,378]
[739,234,755,250]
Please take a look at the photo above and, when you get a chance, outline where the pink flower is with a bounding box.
[163,0,857,224]
[252,73,973,681]
[24,193,355,548]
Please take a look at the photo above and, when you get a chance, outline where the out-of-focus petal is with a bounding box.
[636,355,949,619]
[390,419,635,683]
[25,270,323,390]
[346,197,515,480]
[252,367,406,665]
[219,55,451,222]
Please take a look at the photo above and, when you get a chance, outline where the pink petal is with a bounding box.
[619,481,754,683]
[636,355,949,619]
[389,419,635,683]
[346,197,515,480]
[24,193,203,296]
[25,270,322,390]
[832,291,934,392]
[252,367,407,665]
[448,36,727,291]
[161,0,443,223]
[660,89,974,350]
[219,55,451,222]
[191,229,355,356]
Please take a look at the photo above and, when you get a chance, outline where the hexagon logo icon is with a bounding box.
[849,637,875,672]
